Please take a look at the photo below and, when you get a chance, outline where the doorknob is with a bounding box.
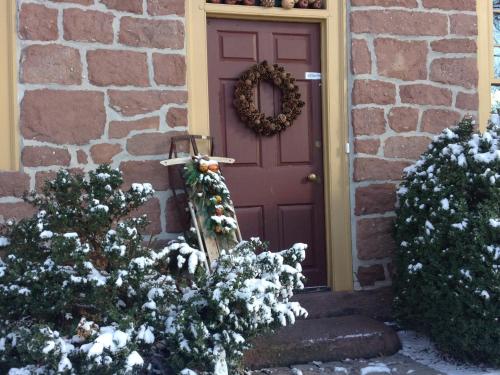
[307,173,319,183]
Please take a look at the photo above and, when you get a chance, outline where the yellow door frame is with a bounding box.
[0,0,19,171]
[186,1,353,291]
[477,0,492,132]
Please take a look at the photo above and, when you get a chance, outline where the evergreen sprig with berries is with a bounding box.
[184,156,238,237]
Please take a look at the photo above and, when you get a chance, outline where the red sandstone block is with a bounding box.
[352,108,386,136]
[134,198,162,235]
[100,0,143,14]
[450,14,478,36]
[388,107,419,132]
[21,90,106,145]
[352,80,396,105]
[430,58,478,89]
[51,0,94,4]
[64,8,114,44]
[0,203,36,223]
[119,17,184,49]
[109,117,159,139]
[399,84,452,106]
[351,0,417,6]
[354,158,410,181]
[22,146,71,167]
[90,144,122,164]
[147,0,185,16]
[384,136,431,159]
[351,39,371,75]
[120,160,170,190]
[423,0,475,11]
[167,108,188,127]
[0,172,30,198]
[351,10,447,36]
[19,3,58,41]
[421,109,461,134]
[77,150,88,164]
[430,39,477,53]
[456,92,478,111]
[87,50,149,87]
[127,132,185,156]
[108,90,187,116]
[354,139,380,155]
[355,184,396,215]
[357,217,396,260]
[153,54,186,86]
[21,45,82,85]
[375,38,427,81]
[357,264,386,287]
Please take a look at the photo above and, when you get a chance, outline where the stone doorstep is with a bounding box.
[292,287,394,322]
[244,315,401,370]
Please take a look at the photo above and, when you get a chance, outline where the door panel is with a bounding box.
[207,18,326,286]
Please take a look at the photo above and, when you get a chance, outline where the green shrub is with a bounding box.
[0,165,307,374]
[394,118,500,365]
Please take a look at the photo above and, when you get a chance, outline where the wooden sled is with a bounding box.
[161,135,242,267]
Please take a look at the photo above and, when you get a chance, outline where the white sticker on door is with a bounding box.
[305,72,322,80]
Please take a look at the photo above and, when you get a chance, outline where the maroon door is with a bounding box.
[207,19,326,286]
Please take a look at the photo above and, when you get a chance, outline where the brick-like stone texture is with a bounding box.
[351,39,371,75]
[148,0,185,16]
[100,0,143,14]
[64,9,114,44]
[19,3,58,41]
[13,0,189,239]
[153,54,186,86]
[21,45,82,85]
[119,17,184,49]
[109,117,160,139]
[167,108,188,127]
[90,144,123,164]
[350,1,478,290]
[87,50,149,87]
[375,38,428,81]
[21,90,106,145]
[108,90,187,116]
[22,146,71,167]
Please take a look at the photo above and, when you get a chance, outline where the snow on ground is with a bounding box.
[399,331,500,375]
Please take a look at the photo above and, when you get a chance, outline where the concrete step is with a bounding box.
[244,315,401,370]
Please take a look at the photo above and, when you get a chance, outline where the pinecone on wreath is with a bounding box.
[261,0,276,7]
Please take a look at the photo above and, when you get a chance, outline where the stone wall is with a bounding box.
[350,0,479,289]
[0,0,481,290]
[0,0,186,241]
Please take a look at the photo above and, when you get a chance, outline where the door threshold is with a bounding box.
[295,286,330,294]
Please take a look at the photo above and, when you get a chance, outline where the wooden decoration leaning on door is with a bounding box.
[233,61,305,136]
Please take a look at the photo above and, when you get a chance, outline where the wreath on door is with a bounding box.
[233,61,305,136]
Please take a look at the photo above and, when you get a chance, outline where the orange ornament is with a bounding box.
[208,162,219,172]
[198,163,209,173]
[214,195,223,204]
[215,225,223,233]
[215,207,224,216]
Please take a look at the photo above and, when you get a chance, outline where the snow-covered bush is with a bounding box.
[0,166,307,374]
[394,118,500,365]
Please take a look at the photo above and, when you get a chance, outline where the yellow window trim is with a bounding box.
[186,1,353,291]
[0,0,19,171]
[477,1,494,132]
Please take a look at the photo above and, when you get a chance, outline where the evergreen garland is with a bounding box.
[184,156,238,238]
